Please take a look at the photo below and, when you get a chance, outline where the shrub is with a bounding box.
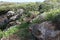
[32,9,60,23]
[45,9,60,21]
[39,2,53,13]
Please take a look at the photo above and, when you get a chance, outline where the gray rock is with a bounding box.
[17,9,24,15]
[29,21,60,40]
[7,11,15,17]
[0,15,9,30]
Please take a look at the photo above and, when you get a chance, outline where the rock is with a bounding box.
[9,14,19,21]
[7,11,15,16]
[0,9,24,30]
[6,11,15,19]
[8,9,24,22]
[23,17,32,22]
[0,15,9,30]
[29,21,60,40]
[6,20,21,27]
[17,9,24,15]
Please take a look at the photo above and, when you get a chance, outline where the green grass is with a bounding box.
[3,22,29,37]
[0,30,3,39]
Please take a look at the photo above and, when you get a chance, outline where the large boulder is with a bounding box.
[29,21,60,40]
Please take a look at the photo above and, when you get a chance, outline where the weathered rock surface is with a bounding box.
[29,21,60,40]
[0,9,24,30]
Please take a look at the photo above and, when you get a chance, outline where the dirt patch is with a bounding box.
[1,34,21,40]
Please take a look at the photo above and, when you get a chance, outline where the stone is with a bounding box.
[7,11,15,17]
[29,21,60,40]
[17,9,24,15]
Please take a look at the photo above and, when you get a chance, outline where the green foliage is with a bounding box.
[0,30,3,39]
[44,0,60,3]
[39,3,53,13]
[1,2,60,40]
[3,22,29,37]
[45,9,60,21]
[3,25,19,37]
[44,0,60,9]
[0,2,40,15]
[32,9,60,24]
[29,11,40,15]
[16,28,33,40]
